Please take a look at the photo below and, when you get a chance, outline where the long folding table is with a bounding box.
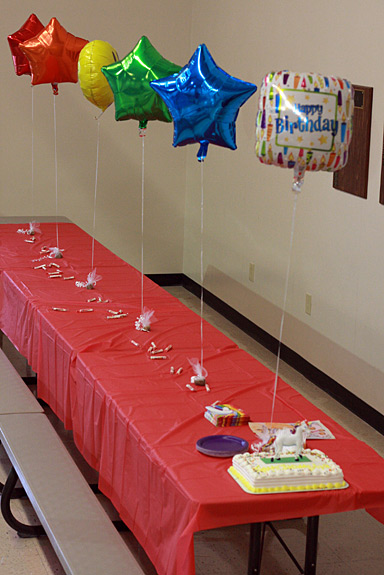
[1,221,384,575]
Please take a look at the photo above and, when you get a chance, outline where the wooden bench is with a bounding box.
[0,350,144,575]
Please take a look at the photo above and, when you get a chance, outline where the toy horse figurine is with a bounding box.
[272,421,310,461]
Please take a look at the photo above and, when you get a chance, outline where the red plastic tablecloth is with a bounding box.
[1,222,384,575]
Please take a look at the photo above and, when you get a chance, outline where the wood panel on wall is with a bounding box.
[333,85,373,199]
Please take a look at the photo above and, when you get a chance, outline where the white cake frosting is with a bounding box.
[229,448,347,494]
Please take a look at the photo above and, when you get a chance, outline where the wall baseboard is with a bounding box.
[147,272,384,436]
[146,273,184,286]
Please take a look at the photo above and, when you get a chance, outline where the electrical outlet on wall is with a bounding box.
[249,263,255,282]
[305,293,312,315]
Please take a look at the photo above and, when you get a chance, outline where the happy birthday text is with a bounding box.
[276,103,338,136]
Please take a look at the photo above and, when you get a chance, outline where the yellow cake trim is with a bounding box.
[228,467,348,495]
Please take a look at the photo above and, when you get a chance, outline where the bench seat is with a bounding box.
[0,413,144,575]
[0,345,144,575]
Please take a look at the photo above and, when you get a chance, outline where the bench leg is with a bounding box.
[0,477,26,499]
[0,448,27,499]
[0,466,45,538]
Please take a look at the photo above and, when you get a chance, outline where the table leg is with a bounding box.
[248,522,264,575]
[304,516,319,575]
[248,516,319,575]
[25,362,34,378]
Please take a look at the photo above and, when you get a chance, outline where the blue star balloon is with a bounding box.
[150,44,257,161]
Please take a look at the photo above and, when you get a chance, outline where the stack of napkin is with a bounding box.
[204,403,250,427]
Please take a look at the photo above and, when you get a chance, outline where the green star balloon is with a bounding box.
[101,36,181,129]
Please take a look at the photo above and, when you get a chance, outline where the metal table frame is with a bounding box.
[248,516,319,575]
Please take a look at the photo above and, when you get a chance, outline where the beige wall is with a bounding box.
[184,1,384,414]
[0,0,191,272]
[2,2,384,415]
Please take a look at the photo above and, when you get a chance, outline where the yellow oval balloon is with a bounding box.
[78,40,119,112]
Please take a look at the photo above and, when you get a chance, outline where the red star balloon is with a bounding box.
[19,17,88,94]
[7,13,45,77]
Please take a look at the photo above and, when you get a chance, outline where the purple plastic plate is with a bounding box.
[196,435,249,458]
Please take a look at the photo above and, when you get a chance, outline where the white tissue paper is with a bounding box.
[75,268,102,289]
[135,307,156,331]
[17,221,42,236]
[188,358,208,386]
